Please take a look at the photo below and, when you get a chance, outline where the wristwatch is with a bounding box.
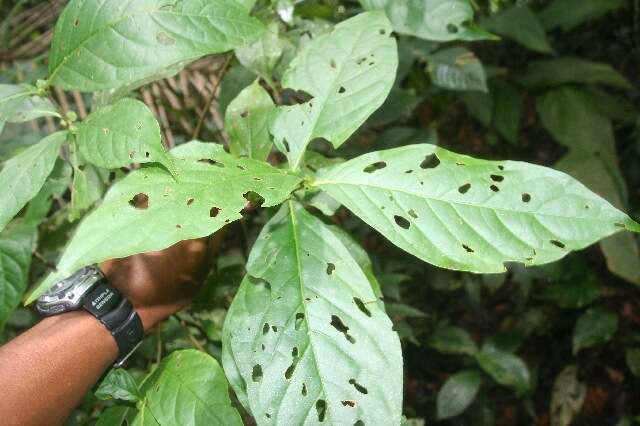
[36,265,144,368]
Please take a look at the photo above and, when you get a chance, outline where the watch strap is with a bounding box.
[81,282,143,367]
[112,310,144,368]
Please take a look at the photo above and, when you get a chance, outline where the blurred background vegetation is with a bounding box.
[1,0,639,425]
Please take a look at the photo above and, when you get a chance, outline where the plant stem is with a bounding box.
[192,54,233,140]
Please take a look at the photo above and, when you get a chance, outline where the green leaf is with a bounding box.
[543,276,600,309]
[0,222,37,329]
[270,12,397,170]
[0,84,59,124]
[222,201,403,425]
[625,348,640,377]
[48,0,265,92]
[538,0,625,32]
[133,349,242,426]
[492,79,523,145]
[428,324,478,356]
[537,87,612,153]
[0,131,67,233]
[96,406,137,426]
[314,144,639,274]
[521,57,632,89]
[550,366,586,426]
[235,21,285,83]
[69,163,109,221]
[225,80,275,162]
[481,5,553,54]
[95,369,141,402]
[75,98,172,170]
[360,0,494,42]
[572,307,618,354]
[475,347,530,394]
[437,370,482,420]
[25,142,301,303]
[426,47,487,92]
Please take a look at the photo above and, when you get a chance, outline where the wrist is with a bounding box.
[136,304,178,332]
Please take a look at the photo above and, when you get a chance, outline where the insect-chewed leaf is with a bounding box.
[0,131,67,233]
[359,0,494,42]
[133,350,242,426]
[225,80,275,161]
[314,144,640,273]
[222,201,403,425]
[25,142,301,303]
[76,98,172,170]
[48,0,265,92]
[270,12,397,170]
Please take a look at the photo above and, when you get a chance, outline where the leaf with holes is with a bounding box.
[133,349,242,426]
[47,0,265,92]
[359,0,494,42]
[225,80,275,162]
[426,47,487,92]
[222,201,403,425]
[75,98,172,171]
[0,222,38,329]
[25,142,301,303]
[0,131,67,233]
[314,144,640,274]
[269,12,397,170]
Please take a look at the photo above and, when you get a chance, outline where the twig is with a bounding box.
[192,54,232,140]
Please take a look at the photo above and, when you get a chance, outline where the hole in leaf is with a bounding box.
[186,197,194,206]
[330,315,355,343]
[326,263,336,275]
[316,400,327,422]
[330,59,336,68]
[356,57,366,65]
[379,29,386,35]
[272,325,278,332]
[243,191,265,208]
[210,207,220,217]
[420,154,440,169]
[354,421,365,426]
[363,161,387,173]
[252,365,263,382]
[353,297,372,317]
[129,193,149,209]
[550,240,566,249]
[74,19,79,26]
[263,323,270,335]
[342,400,356,407]
[175,224,182,229]
[462,244,474,253]
[490,174,504,182]
[522,193,531,203]
[338,86,346,94]
[405,169,413,174]
[199,158,224,167]
[302,383,308,396]
[240,110,248,118]
[282,138,290,152]
[447,23,458,33]
[498,165,505,170]
[490,185,500,192]
[236,164,246,171]
[295,313,305,330]
[408,209,418,219]
[145,151,150,158]
[348,378,368,394]
[266,413,271,419]
[394,215,410,229]
[458,183,471,194]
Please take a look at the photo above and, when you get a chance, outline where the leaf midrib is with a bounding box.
[315,177,626,225]
[48,7,254,82]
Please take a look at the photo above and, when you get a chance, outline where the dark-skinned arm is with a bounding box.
[0,237,219,426]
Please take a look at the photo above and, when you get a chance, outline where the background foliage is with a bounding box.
[1,0,640,425]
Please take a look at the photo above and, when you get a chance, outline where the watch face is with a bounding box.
[37,265,105,316]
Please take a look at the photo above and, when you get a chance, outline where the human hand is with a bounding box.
[99,233,224,331]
